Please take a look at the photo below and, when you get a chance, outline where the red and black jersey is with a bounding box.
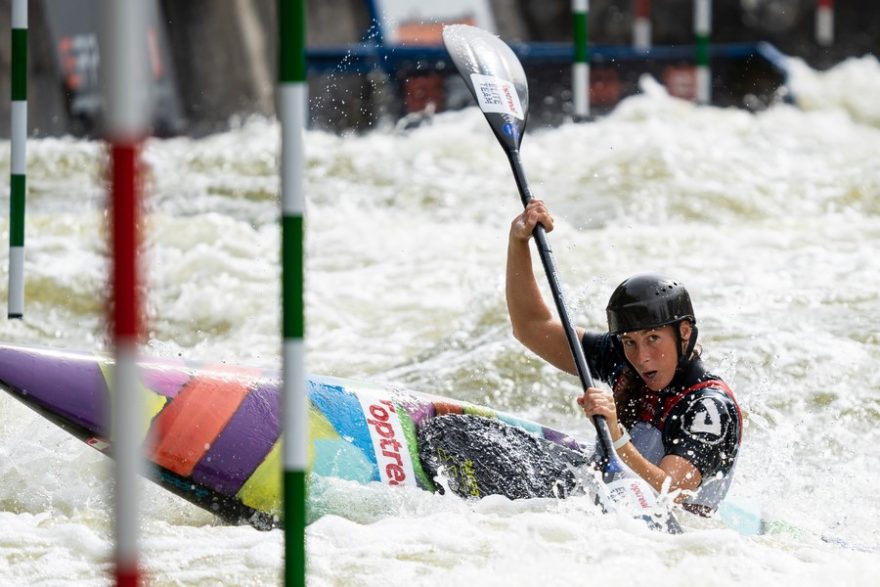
[582,332,742,507]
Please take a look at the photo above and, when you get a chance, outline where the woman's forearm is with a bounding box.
[616,442,701,497]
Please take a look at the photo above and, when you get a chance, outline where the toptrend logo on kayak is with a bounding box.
[357,391,418,487]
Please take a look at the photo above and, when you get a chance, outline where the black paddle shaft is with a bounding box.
[441,29,685,529]
[441,23,617,467]
[507,150,617,461]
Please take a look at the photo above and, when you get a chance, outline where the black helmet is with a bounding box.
[606,274,695,335]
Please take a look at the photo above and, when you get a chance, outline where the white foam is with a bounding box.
[0,57,878,584]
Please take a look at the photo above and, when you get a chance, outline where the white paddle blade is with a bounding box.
[595,476,683,533]
[442,24,529,150]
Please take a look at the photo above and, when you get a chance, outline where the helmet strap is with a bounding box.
[677,322,699,370]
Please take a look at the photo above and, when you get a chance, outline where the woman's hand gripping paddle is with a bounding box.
[441,24,681,533]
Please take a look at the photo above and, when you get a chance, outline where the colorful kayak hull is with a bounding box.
[0,344,581,528]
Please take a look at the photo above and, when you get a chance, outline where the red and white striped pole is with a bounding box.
[101,0,149,585]
[633,0,651,50]
[816,0,834,46]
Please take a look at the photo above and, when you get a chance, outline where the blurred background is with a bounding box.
[0,2,878,585]
[1,0,878,138]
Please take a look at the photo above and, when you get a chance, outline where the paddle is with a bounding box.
[442,24,680,532]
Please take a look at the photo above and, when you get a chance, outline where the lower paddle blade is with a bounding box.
[596,472,683,534]
[442,24,529,152]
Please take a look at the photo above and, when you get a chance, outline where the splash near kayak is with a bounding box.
[0,344,593,528]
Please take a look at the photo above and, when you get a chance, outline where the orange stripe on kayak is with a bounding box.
[433,402,464,416]
[151,364,260,476]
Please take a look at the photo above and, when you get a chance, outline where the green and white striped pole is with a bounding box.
[8,0,27,319]
[572,0,590,121]
[279,0,307,585]
[634,0,651,51]
[694,0,711,105]
[816,0,834,46]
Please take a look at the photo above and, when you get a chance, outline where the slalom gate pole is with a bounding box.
[694,0,712,105]
[279,0,308,585]
[572,0,590,121]
[102,0,149,584]
[816,0,834,46]
[8,0,27,319]
[633,0,651,50]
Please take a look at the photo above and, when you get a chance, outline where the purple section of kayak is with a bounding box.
[190,378,281,495]
[141,361,191,398]
[399,396,435,425]
[0,346,106,433]
[542,427,582,451]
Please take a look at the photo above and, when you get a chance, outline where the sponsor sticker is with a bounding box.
[86,437,111,454]
[470,73,524,119]
[356,389,418,487]
[599,477,657,512]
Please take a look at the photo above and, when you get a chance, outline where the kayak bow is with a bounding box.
[0,343,588,528]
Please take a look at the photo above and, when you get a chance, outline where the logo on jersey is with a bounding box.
[683,396,728,446]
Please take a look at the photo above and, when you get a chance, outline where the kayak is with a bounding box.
[2,343,872,549]
[0,343,587,529]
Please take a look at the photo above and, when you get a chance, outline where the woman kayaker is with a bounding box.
[506,199,742,514]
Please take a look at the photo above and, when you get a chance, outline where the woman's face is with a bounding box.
[619,322,691,391]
